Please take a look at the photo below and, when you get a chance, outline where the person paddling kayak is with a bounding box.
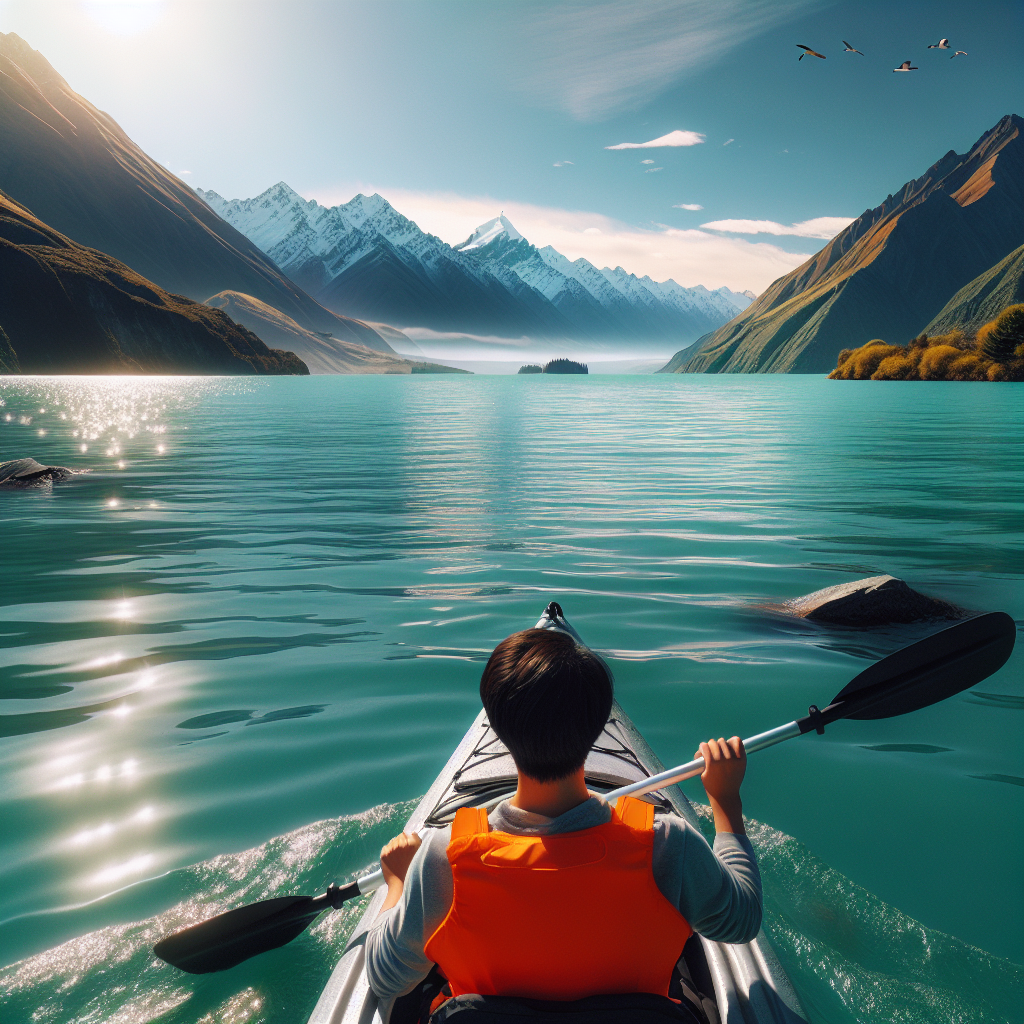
[365,626,761,1019]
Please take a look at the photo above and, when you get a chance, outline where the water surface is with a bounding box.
[0,375,1021,1023]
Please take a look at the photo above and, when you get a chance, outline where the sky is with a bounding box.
[1,0,1020,291]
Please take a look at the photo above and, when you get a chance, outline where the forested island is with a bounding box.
[518,359,589,374]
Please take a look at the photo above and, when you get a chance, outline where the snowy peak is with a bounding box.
[455,214,523,252]
[201,181,755,346]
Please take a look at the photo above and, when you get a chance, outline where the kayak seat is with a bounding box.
[428,992,704,1023]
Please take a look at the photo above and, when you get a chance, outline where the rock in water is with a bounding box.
[0,458,74,487]
[783,575,964,625]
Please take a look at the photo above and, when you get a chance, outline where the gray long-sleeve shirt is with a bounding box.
[365,793,762,1010]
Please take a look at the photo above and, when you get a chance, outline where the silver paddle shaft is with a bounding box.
[357,867,385,892]
[605,720,802,801]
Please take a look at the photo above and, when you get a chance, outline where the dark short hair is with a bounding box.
[480,628,613,783]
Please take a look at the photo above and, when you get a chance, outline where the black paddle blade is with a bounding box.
[828,612,1016,721]
[154,893,326,974]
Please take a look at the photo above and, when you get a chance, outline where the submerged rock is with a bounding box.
[0,458,75,487]
[781,575,965,626]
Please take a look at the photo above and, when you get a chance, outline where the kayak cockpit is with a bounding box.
[307,606,806,1024]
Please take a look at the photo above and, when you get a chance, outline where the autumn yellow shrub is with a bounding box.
[872,353,918,379]
[918,345,963,379]
[945,353,990,381]
[847,343,902,379]
[829,304,1024,380]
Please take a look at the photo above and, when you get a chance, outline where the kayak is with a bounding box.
[307,603,807,1024]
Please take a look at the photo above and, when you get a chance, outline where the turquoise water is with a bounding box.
[0,374,1021,1024]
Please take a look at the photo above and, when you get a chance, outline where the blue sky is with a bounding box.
[1,0,1020,290]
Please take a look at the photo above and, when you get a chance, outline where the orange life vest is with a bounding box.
[423,796,693,1001]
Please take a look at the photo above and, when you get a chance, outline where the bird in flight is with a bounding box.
[893,61,919,72]
[927,38,951,49]
[796,44,826,60]
[842,40,864,54]
[951,50,968,58]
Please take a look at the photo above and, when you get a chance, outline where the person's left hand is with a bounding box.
[380,831,422,887]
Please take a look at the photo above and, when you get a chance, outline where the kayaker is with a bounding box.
[365,627,761,1017]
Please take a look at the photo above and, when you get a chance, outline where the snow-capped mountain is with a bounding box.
[196,183,752,348]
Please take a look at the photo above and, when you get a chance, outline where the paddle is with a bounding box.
[153,610,1015,974]
[607,610,1016,800]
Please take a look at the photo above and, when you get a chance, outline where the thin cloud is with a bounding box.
[553,161,574,167]
[701,216,855,239]
[519,0,820,120]
[644,167,664,173]
[606,130,704,150]
[723,139,735,146]
[306,185,813,292]
[674,203,703,211]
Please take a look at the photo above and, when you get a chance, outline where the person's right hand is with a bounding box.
[693,736,746,834]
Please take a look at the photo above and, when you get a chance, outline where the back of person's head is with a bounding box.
[480,628,613,782]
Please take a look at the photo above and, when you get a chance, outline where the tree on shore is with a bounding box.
[829,304,1024,381]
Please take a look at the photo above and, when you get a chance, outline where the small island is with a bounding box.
[518,359,589,375]
[829,304,1024,381]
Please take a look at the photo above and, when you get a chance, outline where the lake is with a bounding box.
[0,374,1021,1024]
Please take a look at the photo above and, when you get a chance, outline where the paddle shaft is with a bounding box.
[606,720,802,800]
[607,621,1009,800]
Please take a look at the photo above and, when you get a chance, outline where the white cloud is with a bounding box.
[553,160,574,167]
[723,138,735,146]
[519,0,820,120]
[641,159,655,164]
[606,129,704,150]
[674,203,703,211]
[701,216,855,239]
[306,185,813,292]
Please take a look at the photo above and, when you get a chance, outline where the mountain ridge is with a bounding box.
[197,183,752,350]
[203,292,467,374]
[665,114,1023,374]
[0,190,307,375]
[923,243,1024,336]
[0,32,394,355]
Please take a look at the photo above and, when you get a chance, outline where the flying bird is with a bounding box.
[927,38,951,49]
[893,61,919,72]
[796,44,826,60]
[842,40,864,54]
[951,50,968,58]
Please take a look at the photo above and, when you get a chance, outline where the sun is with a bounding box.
[81,0,165,36]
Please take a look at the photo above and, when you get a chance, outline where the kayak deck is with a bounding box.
[308,614,806,1024]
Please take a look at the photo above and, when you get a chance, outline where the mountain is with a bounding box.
[204,292,466,374]
[197,184,751,349]
[664,114,1024,374]
[0,191,306,375]
[923,243,1024,336]
[0,32,393,354]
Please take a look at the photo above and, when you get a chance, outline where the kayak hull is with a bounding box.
[308,609,806,1024]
